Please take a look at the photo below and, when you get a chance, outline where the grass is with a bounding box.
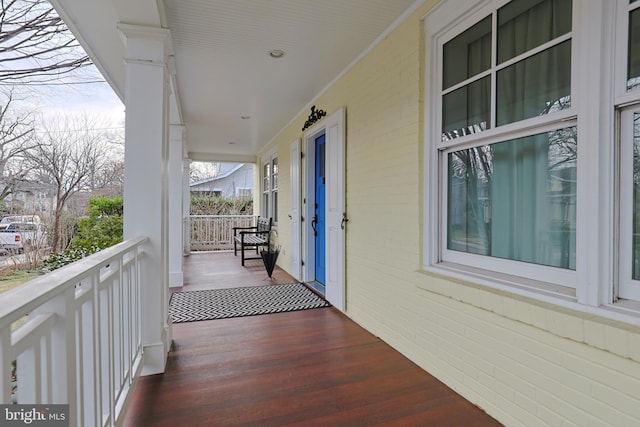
[0,268,43,293]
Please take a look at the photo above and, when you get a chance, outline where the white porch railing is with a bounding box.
[189,215,255,251]
[0,236,148,427]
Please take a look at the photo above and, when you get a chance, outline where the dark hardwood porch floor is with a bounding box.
[123,252,501,426]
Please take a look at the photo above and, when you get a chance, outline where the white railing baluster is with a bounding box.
[107,269,115,427]
[43,333,51,403]
[0,329,10,403]
[93,272,103,427]
[34,341,42,404]
[0,237,147,427]
[17,347,35,403]
[75,301,84,426]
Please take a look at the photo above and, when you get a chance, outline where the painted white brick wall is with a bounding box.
[260,2,640,425]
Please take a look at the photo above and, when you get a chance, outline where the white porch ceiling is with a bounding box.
[50,0,421,162]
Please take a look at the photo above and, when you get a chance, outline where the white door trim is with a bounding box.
[289,138,302,281]
[303,108,346,311]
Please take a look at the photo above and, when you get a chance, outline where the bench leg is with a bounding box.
[241,246,245,266]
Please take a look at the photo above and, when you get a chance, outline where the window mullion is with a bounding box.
[573,0,616,306]
[441,70,492,97]
[490,9,497,130]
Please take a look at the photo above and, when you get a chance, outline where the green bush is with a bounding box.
[43,196,123,272]
[72,196,123,250]
[42,246,102,272]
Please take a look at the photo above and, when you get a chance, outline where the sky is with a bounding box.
[40,81,124,120]
[22,77,125,127]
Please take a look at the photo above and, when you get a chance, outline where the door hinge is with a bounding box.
[301,260,305,266]
[301,152,305,159]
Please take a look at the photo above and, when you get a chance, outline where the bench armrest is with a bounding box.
[238,230,266,236]
[233,225,257,236]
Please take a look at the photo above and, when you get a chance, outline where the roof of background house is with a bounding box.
[190,163,246,187]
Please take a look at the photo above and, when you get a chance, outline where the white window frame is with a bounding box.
[616,0,640,302]
[423,0,625,307]
[261,149,278,225]
[615,0,640,104]
[619,106,640,301]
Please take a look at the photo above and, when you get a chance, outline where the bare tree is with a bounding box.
[26,113,116,251]
[0,87,39,201]
[190,161,220,182]
[90,159,124,196]
[0,0,91,84]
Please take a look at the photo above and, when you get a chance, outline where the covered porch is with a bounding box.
[16,1,640,425]
[123,251,500,426]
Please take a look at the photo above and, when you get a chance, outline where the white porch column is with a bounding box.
[169,125,185,287]
[119,23,171,375]
[183,159,192,256]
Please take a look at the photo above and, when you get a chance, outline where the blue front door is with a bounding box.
[314,134,326,284]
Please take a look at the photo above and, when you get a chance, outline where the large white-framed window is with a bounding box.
[427,0,577,289]
[617,0,640,301]
[261,150,278,224]
[620,106,640,301]
[424,0,640,307]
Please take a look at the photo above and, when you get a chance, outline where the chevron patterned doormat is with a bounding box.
[169,283,330,323]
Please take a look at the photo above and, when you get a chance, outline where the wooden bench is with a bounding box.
[233,217,272,266]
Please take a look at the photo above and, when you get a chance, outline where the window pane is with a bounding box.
[498,0,572,64]
[273,191,278,223]
[443,16,492,90]
[629,7,640,90]
[633,113,640,279]
[272,158,279,190]
[318,142,326,176]
[263,193,269,218]
[448,127,577,269]
[263,163,270,191]
[442,76,490,141]
[448,147,492,255]
[496,41,571,126]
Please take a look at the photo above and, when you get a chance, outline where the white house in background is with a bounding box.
[3,182,54,218]
[190,163,253,199]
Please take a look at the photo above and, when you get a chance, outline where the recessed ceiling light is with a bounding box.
[228,141,236,145]
[241,115,251,120]
[269,49,285,59]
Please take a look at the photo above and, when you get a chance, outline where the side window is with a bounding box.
[261,151,278,224]
[271,157,278,224]
[618,1,640,301]
[620,107,640,300]
[262,162,270,219]
[627,0,640,91]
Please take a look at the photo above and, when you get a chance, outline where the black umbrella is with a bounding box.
[261,248,280,278]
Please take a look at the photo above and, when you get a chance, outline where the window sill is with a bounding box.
[423,261,576,301]
[418,262,640,363]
